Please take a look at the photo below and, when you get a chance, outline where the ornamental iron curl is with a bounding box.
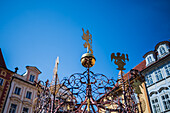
[33,29,140,113]
[33,57,140,113]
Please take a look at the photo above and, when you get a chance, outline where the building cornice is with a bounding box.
[10,96,22,103]
[26,66,41,74]
[0,67,14,75]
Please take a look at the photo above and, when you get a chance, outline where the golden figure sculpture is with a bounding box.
[111,52,129,70]
[82,28,93,54]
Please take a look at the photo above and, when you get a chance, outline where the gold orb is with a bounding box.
[81,53,96,68]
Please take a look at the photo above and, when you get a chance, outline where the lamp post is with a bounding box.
[33,29,141,113]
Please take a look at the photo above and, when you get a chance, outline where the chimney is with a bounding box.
[15,67,18,73]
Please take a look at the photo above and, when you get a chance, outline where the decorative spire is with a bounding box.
[51,57,59,86]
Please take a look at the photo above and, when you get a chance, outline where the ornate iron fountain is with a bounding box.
[33,28,141,113]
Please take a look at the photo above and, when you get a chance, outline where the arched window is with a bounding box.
[160,47,166,55]
[147,56,152,64]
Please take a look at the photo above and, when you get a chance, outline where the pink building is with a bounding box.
[3,66,41,113]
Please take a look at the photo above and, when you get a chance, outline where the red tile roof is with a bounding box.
[123,60,146,81]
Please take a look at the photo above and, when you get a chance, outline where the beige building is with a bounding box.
[3,66,41,113]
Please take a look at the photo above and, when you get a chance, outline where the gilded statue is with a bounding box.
[82,28,93,54]
[111,52,129,70]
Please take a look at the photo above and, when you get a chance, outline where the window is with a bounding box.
[131,93,139,104]
[0,78,4,86]
[151,98,161,113]
[22,107,29,113]
[165,64,170,76]
[147,56,152,64]
[161,94,170,110]
[9,104,17,113]
[155,70,163,81]
[29,75,35,82]
[105,110,110,113]
[160,47,166,55]
[14,87,21,95]
[145,74,153,86]
[26,91,32,99]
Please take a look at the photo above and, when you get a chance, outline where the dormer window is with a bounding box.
[143,51,156,66]
[156,42,169,59]
[147,56,152,64]
[160,47,166,55]
[29,75,35,82]
[25,66,41,82]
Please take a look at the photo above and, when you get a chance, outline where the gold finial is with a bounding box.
[111,52,129,70]
[82,28,93,54]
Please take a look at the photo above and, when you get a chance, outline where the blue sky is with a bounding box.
[0,0,170,81]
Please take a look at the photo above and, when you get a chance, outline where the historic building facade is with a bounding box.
[3,66,41,113]
[0,49,13,113]
[141,41,170,113]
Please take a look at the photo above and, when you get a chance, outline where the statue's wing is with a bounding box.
[90,34,92,44]
[126,54,129,61]
[82,28,85,40]
[122,54,125,61]
[111,53,115,61]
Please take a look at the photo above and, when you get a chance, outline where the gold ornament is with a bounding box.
[82,28,93,54]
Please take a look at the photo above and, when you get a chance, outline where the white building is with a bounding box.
[3,66,41,113]
[141,41,170,113]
